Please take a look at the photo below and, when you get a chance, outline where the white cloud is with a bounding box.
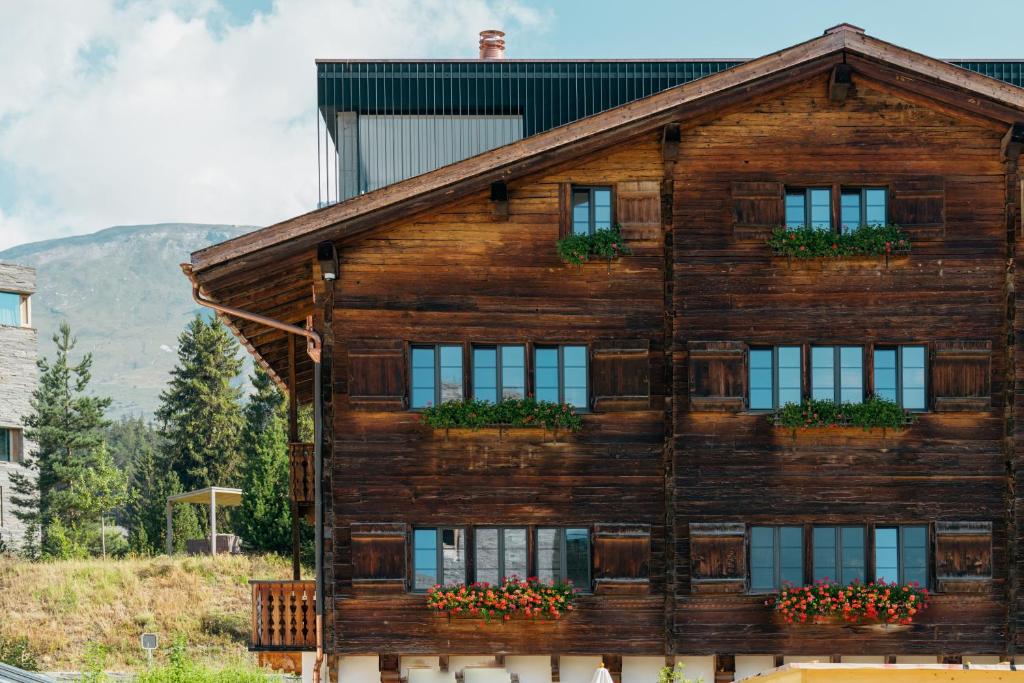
[0,0,544,250]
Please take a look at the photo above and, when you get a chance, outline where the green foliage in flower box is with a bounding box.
[556,224,631,266]
[419,398,584,432]
[769,580,929,626]
[767,224,911,258]
[773,396,914,430]
[427,576,578,621]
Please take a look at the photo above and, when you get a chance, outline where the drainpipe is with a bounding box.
[180,263,326,682]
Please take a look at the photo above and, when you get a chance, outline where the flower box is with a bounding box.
[419,398,583,433]
[771,397,915,431]
[768,580,929,629]
[426,577,578,622]
[766,224,912,259]
[556,225,630,267]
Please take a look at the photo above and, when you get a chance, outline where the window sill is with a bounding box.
[424,424,581,443]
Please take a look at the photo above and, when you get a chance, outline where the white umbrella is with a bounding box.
[590,664,615,683]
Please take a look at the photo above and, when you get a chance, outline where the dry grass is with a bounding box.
[0,554,294,672]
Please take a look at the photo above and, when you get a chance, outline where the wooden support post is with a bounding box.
[379,655,400,683]
[550,656,560,683]
[603,655,622,683]
[165,502,173,556]
[209,489,217,557]
[439,656,449,672]
[714,655,735,683]
[289,334,301,581]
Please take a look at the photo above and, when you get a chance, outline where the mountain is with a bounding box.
[0,223,257,417]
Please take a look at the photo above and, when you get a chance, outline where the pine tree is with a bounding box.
[156,314,244,492]
[10,322,112,557]
[236,370,293,553]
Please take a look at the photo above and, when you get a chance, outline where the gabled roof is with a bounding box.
[191,24,1024,281]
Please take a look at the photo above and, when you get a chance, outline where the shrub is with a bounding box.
[556,225,631,266]
[419,398,583,432]
[773,396,913,430]
[0,635,40,671]
[767,224,910,258]
[658,663,701,683]
[201,611,249,642]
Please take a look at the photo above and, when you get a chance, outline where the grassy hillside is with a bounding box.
[0,554,293,671]
[0,223,255,417]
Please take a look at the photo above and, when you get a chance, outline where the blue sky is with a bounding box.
[0,0,1021,251]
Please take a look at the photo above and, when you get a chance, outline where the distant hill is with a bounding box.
[0,224,257,417]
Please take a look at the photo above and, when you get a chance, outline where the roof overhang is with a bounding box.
[167,486,243,507]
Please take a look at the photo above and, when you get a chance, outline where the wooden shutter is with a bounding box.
[616,180,661,244]
[688,341,747,412]
[558,183,573,238]
[347,339,406,410]
[891,177,945,240]
[592,524,651,594]
[689,522,747,594]
[931,341,991,411]
[591,340,650,412]
[935,522,992,593]
[732,181,783,240]
[351,522,408,593]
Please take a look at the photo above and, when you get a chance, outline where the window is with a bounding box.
[474,528,528,584]
[537,527,591,589]
[413,527,466,590]
[874,346,927,410]
[0,428,9,462]
[411,345,463,409]
[811,346,863,404]
[750,526,804,592]
[812,526,865,584]
[472,345,526,402]
[785,188,832,231]
[875,526,928,586]
[749,346,802,410]
[841,188,887,232]
[0,292,21,327]
[571,186,613,235]
[534,345,588,409]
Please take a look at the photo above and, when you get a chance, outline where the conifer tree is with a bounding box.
[10,322,112,557]
[236,370,292,553]
[156,314,244,492]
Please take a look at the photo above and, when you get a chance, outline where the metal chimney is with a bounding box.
[478,30,506,59]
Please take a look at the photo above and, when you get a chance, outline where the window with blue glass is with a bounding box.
[873,346,926,410]
[571,187,613,235]
[811,346,863,404]
[812,526,865,584]
[0,292,21,327]
[750,526,804,592]
[0,428,11,462]
[785,188,832,231]
[841,188,887,233]
[410,345,463,409]
[472,345,526,403]
[534,345,588,409]
[749,346,802,410]
[413,527,466,591]
[537,527,591,589]
[875,526,928,586]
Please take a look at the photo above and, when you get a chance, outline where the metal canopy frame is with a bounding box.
[165,486,243,556]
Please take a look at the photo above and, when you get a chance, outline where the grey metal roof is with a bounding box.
[0,664,56,683]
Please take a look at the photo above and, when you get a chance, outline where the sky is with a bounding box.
[0,0,1022,251]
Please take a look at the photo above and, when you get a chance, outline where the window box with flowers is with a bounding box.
[556,224,631,269]
[426,576,578,623]
[418,398,584,441]
[768,580,929,633]
[771,397,915,431]
[767,224,911,263]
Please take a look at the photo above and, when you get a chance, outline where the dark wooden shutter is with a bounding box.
[351,522,408,593]
[931,341,991,411]
[347,339,406,410]
[592,524,651,594]
[732,181,783,240]
[558,183,573,238]
[935,522,992,593]
[688,341,747,412]
[891,177,945,240]
[689,523,747,594]
[591,340,650,412]
[616,180,661,245]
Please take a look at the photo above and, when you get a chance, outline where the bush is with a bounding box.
[0,635,40,671]
[200,611,249,642]
[135,637,272,683]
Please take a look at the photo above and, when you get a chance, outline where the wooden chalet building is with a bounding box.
[184,25,1024,683]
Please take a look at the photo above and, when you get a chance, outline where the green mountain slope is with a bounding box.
[0,224,255,417]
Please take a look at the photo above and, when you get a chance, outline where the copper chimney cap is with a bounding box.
[479,29,506,59]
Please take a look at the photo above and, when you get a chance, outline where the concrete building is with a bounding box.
[0,262,37,551]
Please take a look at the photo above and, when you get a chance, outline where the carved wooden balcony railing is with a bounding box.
[250,580,316,651]
[289,442,315,505]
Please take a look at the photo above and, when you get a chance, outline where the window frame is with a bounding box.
[749,525,804,594]
[409,343,464,410]
[412,526,468,591]
[840,186,888,233]
[812,525,867,585]
[473,526,529,584]
[873,344,928,411]
[811,345,864,404]
[471,344,527,403]
[570,185,615,236]
[0,428,10,462]
[874,524,929,587]
[0,291,23,328]
[532,344,589,411]
[748,345,802,411]
[536,526,592,592]
[785,187,833,231]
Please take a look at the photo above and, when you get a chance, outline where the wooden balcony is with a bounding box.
[250,580,316,651]
[289,442,314,505]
